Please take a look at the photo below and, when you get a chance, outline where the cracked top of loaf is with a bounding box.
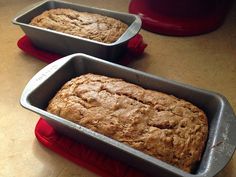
[47,73,208,172]
[30,8,128,43]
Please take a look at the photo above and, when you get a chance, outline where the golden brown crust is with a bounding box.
[47,73,208,172]
[30,8,128,43]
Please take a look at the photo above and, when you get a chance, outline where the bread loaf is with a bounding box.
[30,8,128,43]
[47,73,208,172]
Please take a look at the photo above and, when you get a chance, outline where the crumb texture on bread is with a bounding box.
[47,73,208,172]
[30,8,128,43]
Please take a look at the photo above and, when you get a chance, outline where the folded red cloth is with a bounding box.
[35,118,147,177]
[17,35,147,65]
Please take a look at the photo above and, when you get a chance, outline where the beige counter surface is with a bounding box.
[0,0,235,176]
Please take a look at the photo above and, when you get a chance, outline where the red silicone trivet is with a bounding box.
[35,118,147,177]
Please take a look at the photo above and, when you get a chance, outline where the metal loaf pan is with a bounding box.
[20,54,236,177]
[12,0,141,61]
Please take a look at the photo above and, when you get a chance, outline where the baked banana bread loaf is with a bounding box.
[30,8,128,43]
[47,73,208,172]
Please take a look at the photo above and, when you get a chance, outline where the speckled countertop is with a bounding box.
[0,0,235,176]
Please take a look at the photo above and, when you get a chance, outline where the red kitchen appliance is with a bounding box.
[129,0,232,36]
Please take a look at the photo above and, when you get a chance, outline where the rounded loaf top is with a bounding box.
[30,8,128,43]
[47,73,208,172]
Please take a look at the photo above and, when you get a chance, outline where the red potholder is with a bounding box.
[17,34,147,65]
[35,118,147,177]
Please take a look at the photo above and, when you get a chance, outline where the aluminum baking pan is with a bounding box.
[12,0,141,61]
[20,53,236,177]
